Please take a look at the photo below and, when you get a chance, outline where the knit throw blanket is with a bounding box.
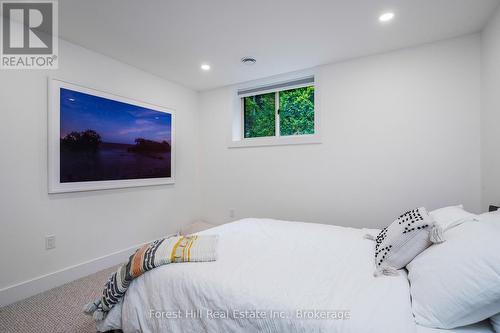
[84,234,218,321]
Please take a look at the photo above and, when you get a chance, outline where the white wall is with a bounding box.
[199,35,481,228]
[0,40,200,295]
[0,31,486,304]
[481,7,500,210]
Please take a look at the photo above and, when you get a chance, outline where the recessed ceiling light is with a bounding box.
[201,63,211,71]
[379,12,395,23]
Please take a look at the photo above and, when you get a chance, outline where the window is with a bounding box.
[243,92,276,138]
[240,77,316,140]
[279,86,315,136]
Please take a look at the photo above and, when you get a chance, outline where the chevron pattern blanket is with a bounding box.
[84,234,218,321]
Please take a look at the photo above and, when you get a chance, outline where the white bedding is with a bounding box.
[97,218,417,333]
[416,321,494,333]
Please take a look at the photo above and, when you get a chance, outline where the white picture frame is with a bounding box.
[48,78,175,193]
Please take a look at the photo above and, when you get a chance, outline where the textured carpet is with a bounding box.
[0,266,121,333]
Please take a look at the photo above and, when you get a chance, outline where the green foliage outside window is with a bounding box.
[243,86,314,138]
[243,92,275,138]
[279,86,314,136]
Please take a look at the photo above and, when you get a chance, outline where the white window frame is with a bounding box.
[229,70,321,148]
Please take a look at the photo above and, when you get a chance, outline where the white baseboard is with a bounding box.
[0,240,155,307]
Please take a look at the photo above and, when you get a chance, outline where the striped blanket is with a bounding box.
[84,234,218,321]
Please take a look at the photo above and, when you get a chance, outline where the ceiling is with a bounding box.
[59,0,499,91]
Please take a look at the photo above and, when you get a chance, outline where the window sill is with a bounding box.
[228,135,322,149]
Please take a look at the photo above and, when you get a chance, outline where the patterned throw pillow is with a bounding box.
[368,207,443,276]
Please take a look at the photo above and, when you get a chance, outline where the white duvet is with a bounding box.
[97,218,416,333]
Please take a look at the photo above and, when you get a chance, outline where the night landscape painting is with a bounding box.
[59,88,172,183]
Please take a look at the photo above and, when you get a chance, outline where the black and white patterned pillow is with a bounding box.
[370,207,443,276]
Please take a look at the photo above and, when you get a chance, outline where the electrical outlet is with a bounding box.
[45,235,56,250]
[229,209,235,218]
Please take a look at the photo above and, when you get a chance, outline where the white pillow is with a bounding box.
[491,313,500,333]
[370,207,442,276]
[407,211,500,329]
[430,205,478,231]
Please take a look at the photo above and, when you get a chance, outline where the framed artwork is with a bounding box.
[48,79,175,193]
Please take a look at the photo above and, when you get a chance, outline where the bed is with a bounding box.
[416,321,493,333]
[96,218,494,333]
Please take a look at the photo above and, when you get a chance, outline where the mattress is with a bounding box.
[416,321,494,333]
[97,218,416,332]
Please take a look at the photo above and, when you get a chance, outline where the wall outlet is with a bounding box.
[45,235,56,250]
[229,209,235,218]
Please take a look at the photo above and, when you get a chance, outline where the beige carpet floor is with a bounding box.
[0,266,121,333]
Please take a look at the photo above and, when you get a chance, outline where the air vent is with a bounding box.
[241,57,256,65]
